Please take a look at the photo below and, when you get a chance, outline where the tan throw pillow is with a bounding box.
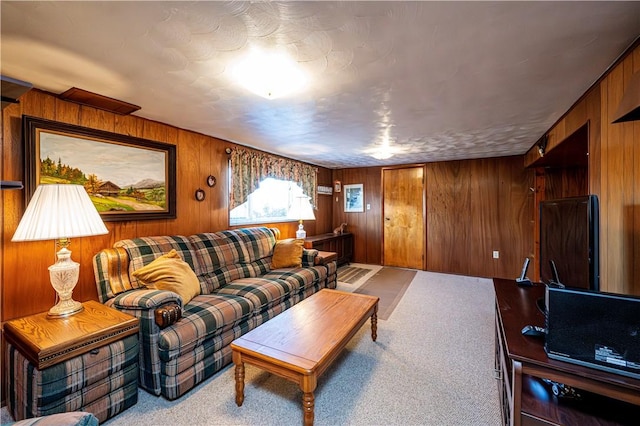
[132,249,200,305]
[270,238,304,269]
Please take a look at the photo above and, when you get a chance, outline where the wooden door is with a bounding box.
[383,166,425,269]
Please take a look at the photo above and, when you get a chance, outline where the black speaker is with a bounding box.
[545,287,640,379]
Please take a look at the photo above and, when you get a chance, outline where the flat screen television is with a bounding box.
[539,195,599,291]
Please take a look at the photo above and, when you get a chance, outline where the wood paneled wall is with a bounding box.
[543,167,589,200]
[331,157,532,279]
[524,42,640,295]
[599,45,640,296]
[1,89,333,322]
[426,156,533,278]
[331,167,383,265]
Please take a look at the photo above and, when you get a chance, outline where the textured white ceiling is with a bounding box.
[2,1,639,169]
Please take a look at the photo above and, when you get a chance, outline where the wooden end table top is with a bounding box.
[3,300,139,369]
[231,288,379,425]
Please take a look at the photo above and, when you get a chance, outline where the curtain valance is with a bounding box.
[230,148,318,210]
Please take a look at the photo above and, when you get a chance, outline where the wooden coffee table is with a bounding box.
[231,288,379,426]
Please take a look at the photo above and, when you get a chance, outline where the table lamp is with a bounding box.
[289,195,315,239]
[12,184,108,317]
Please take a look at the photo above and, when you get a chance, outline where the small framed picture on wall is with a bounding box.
[344,183,364,212]
[334,180,342,193]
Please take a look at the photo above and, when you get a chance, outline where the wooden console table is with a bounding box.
[304,232,353,266]
[493,278,640,426]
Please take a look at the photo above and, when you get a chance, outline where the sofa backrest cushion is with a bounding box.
[115,235,200,288]
[189,231,251,271]
[189,227,277,292]
[233,227,278,263]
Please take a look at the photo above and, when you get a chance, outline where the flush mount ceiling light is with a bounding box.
[231,49,308,100]
[369,146,396,160]
[370,146,408,160]
[364,127,408,160]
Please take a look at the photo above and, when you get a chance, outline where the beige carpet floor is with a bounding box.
[2,271,500,426]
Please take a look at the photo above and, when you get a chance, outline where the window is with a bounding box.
[229,178,306,225]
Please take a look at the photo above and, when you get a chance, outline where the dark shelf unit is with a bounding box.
[494,278,640,426]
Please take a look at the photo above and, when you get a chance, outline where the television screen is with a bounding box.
[539,195,599,291]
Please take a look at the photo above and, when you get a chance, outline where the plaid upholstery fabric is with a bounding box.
[32,365,138,414]
[189,231,251,270]
[8,411,99,426]
[301,249,319,267]
[325,260,338,289]
[300,280,327,300]
[161,345,233,400]
[7,335,138,423]
[158,294,253,361]
[161,324,250,377]
[107,293,165,396]
[215,278,299,315]
[252,295,301,327]
[93,247,133,302]
[115,235,200,288]
[112,289,181,309]
[233,227,277,262]
[198,264,253,294]
[245,258,272,278]
[262,266,325,292]
[70,381,138,423]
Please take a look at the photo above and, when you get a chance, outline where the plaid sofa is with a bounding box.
[93,227,337,400]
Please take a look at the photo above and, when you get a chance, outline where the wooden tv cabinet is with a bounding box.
[304,232,353,266]
[493,278,640,426]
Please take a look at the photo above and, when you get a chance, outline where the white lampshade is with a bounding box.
[12,184,108,317]
[12,184,108,242]
[289,195,315,221]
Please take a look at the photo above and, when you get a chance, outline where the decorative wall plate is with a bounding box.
[195,188,205,201]
[207,175,217,187]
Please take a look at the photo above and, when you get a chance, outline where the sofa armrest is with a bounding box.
[112,289,182,310]
[107,289,183,394]
[315,251,338,266]
[93,247,135,303]
[301,248,319,267]
[113,289,184,329]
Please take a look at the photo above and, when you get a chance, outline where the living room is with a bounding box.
[2,2,640,425]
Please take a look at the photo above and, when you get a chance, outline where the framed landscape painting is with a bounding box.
[23,116,176,221]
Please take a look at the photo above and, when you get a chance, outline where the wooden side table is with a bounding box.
[3,300,139,423]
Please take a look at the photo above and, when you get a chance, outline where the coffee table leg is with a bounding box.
[302,392,314,426]
[301,375,317,426]
[371,303,378,342]
[234,360,245,406]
